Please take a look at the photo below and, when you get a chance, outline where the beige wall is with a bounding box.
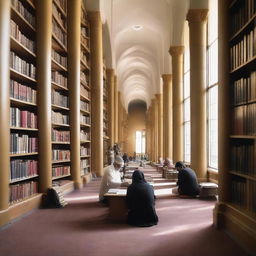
[124,109,146,156]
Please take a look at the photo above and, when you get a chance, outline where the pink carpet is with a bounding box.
[0,167,250,256]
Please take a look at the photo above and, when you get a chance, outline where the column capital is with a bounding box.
[186,9,208,23]
[162,74,172,83]
[169,46,184,56]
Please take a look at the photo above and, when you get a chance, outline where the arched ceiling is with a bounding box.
[85,0,197,111]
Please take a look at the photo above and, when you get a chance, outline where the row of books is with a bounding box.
[80,101,90,112]
[53,2,66,29]
[10,134,38,154]
[231,179,246,208]
[52,49,67,68]
[249,181,256,212]
[10,20,35,53]
[52,70,68,88]
[81,159,89,167]
[54,0,67,13]
[52,89,69,108]
[52,111,69,125]
[10,159,38,181]
[81,7,88,25]
[81,115,90,125]
[52,150,70,161]
[81,35,89,49]
[81,146,90,156]
[11,0,35,28]
[10,51,36,79]
[52,165,70,177]
[81,71,90,86]
[80,131,90,141]
[81,86,90,98]
[10,107,37,129]
[81,51,89,66]
[9,181,38,204]
[233,103,256,135]
[232,71,256,105]
[230,27,256,71]
[230,0,256,36]
[52,129,70,142]
[10,80,37,104]
[53,19,67,47]
[231,143,255,175]
[81,166,89,176]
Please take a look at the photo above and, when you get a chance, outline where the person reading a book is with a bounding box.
[172,161,200,196]
[99,155,129,203]
[126,170,158,227]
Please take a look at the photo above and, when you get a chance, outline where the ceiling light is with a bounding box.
[133,25,143,31]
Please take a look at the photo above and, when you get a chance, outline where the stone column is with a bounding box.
[169,46,184,164]
[68,0,82,188]
[150,100,155,162]
[0,0,10,210]
[153,96,159,162]
[88,12,103,177]
[216,0,230,203]
[162,74,173,161]
[187,9,208,179]
[118,91,123,144]
[106,69,115,147]
[156,93,163,160]
[114,75,118,143]
[37,0,52,192]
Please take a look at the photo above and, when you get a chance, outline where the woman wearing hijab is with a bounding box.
[126,169,158,227]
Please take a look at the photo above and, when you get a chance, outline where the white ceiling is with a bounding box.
[85,0,208,111]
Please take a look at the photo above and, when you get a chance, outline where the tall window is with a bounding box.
[135,130,145,154]
[207,0,218,169]
[183,21,191,163]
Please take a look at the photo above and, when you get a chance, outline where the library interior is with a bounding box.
[0,0,255,255]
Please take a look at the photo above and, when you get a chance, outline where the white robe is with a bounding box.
[99,165,122,201]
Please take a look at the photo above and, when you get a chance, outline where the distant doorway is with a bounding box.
[135,130,145,154]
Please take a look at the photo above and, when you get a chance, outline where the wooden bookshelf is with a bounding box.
[215,0,256,253]
[103,61,110,166]
[51,0,71,182]
[9,0,39,205]
[80,2,91,179]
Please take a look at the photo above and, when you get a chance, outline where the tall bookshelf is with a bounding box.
[80,2,91,179]
[216,0,256,252]
[9,0,39,204]
[103,62,109,166]
[229,0,256,217]
[51,0,71,183]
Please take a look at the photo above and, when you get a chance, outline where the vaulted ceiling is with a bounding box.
[85,0,208,111]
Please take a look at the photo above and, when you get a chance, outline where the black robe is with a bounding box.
[177,167,200,196]
[126,170,158,227]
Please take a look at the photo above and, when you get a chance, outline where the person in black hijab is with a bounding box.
[126,169,158,227]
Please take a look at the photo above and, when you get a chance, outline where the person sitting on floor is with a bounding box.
[172,161,200,197]
[99,156,129,203]
[163,158,173,169]
[126,170,158,227]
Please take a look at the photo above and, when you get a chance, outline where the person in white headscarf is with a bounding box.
[99,155,129,203]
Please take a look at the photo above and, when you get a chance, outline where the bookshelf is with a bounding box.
[215,0,256,252]
[51,0,71,182]
[229,0,256,217]
[9,0,39,204]
[103,61,109,166]
[80,2,91,179]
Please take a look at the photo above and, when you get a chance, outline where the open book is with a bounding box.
[107,188,127,195]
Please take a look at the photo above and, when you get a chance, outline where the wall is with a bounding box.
[123,108,146,156]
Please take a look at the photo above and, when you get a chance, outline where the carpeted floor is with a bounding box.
[0,166,249,256]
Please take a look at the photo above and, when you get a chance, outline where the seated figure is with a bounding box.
[126,170,158,227]
[172,161,200,197]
